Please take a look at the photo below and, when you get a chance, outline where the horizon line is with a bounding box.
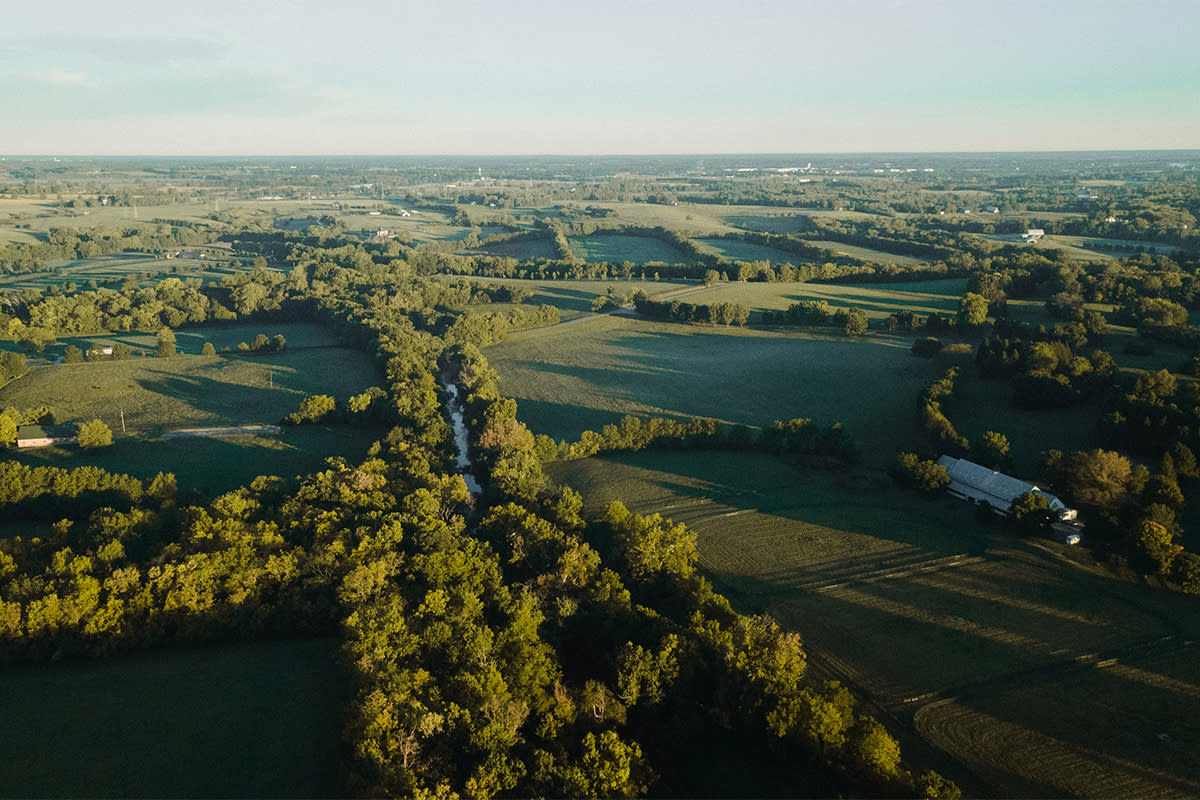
[5,148,1200,160]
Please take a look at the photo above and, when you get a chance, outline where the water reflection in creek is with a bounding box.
[442,381,483,496]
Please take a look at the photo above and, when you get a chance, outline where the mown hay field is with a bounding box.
[485,315,942,465]
[550,450,1200,799]
[0,638,344,798]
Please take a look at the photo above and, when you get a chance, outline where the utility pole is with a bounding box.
[120,409,126,433]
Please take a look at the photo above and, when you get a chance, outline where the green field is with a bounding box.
[482,237,559,260]
[0,347,379,434]
[436,276,694,319]
[1,336,384,490]
[694,236,806,264]
[11,424,382,495]
[568,232,694,264]
[972,233,1178,263]
[0,252,240,292]
[697,279,966,320]
[485,315,941,464]
[823,241,928,266]
[0,638,344,798]
[550,451,1200,799]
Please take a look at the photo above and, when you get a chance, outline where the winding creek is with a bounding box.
[442,380,483,496]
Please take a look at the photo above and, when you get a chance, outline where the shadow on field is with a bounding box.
[10,425,383,498]
[760,546,1200,798]
[510,398,649,441]
[529,287,603,313]
[134,369,294,432]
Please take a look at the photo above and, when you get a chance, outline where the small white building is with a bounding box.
[937,456,1077,521]
[16,425,77,449]
[1022,228,1045,243]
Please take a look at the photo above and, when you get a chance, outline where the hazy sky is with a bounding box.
[2,0,1197,155]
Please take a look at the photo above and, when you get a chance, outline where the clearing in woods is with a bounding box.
[484,314,942,465]
[567,231,695,264]
[0,328,384,490]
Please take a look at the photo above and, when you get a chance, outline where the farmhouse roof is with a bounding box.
[936,455,1073,517]
[16,424,78,447]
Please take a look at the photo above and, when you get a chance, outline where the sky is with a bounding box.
[1,0,1198,155]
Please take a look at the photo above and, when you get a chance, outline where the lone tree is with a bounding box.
[78,419,113,449]
[157,327,176,358]
[957,292,989,329]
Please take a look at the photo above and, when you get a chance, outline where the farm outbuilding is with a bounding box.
[16,424,77,448]
[937,455,1077,521]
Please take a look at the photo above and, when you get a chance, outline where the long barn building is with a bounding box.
[937,455,1077,521]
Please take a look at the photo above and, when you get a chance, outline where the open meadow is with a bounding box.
[435,276,694,319]
[0,252,240,292]
[550,451,1200,799]
[694,236,806,264]
[568,232,695,264]
[700,277,966,321]
[484,314,943,464]
[0,638,344,798]
[1,325,384,490]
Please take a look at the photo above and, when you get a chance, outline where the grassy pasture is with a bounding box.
[0,252,239,292]
[697,278,966,321]
[1,321,346,363]
[12,203,217,233]
[437,276,693,319]
[0,342,383,489]
[693,236,804,264]
[972,233,1175,263]
[823,241,927,266]
[571,202,875,236]
[485,315,941,464]
[12,424,382,495]
[550,450,1200,798]
[568,232,694,264]
[0,638,344,798]
[481,237,559,260]
[950,375,1101,474]
[569,202,742,234]
[0,347,380,434]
